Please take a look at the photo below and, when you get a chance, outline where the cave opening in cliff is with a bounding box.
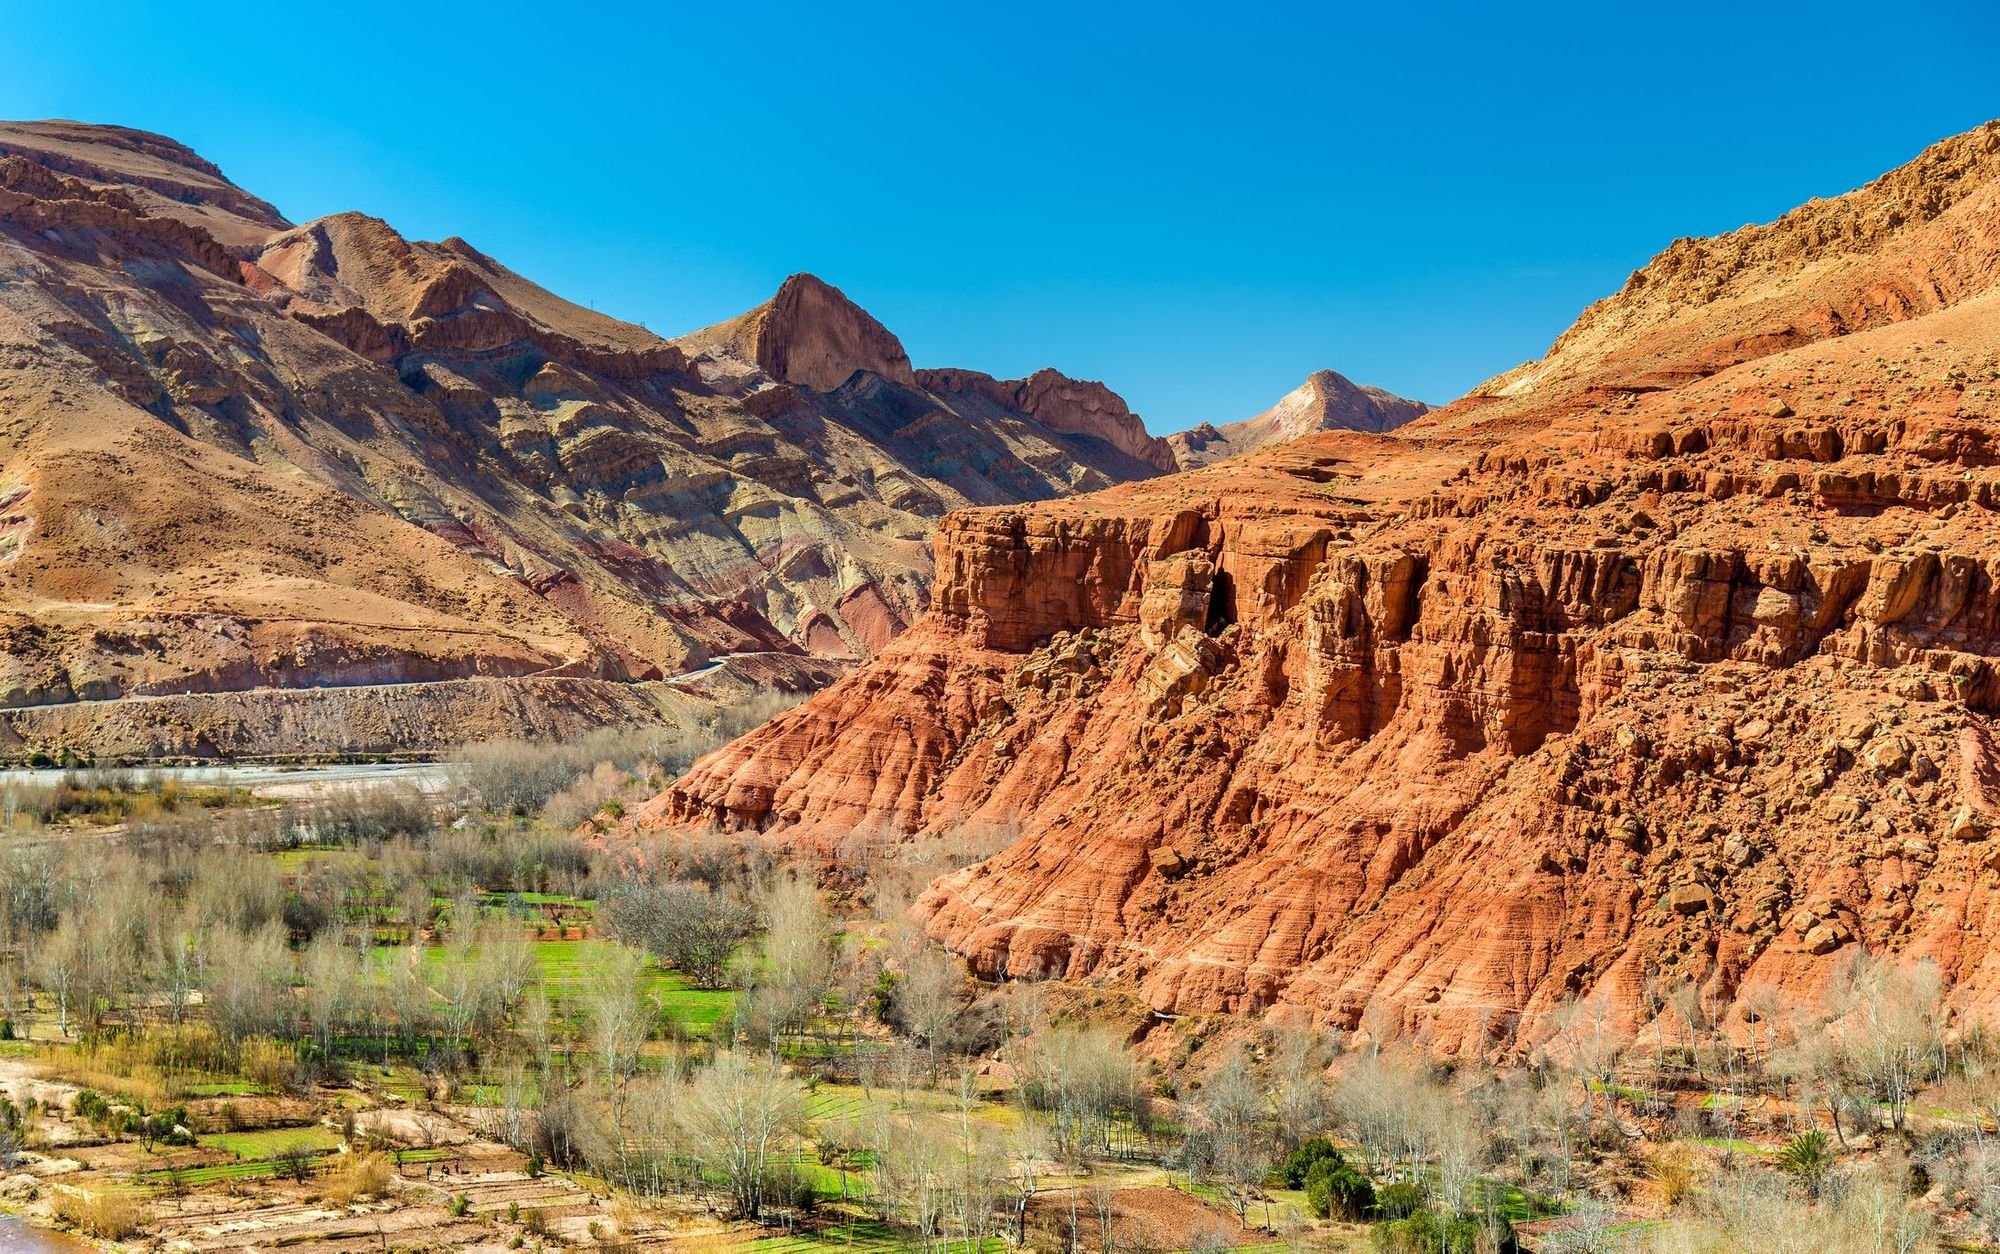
[1205,569,1237,634]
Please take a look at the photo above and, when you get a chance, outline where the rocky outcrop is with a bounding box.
[639,120,2000,1054]
[1168,369,1431,467]
[914,368,1179,474]
[678,273,915,392]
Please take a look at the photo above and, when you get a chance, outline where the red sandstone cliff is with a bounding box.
[639,121,2000,1053]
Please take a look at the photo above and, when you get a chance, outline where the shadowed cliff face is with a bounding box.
[640,121,2000,1054]
[0,121,1170,756]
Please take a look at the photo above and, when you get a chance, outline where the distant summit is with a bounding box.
[1168,368,1429,467]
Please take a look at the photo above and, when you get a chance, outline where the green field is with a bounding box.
[527,938,738,1030]
[203,1125,343,1158]
[747,1221,1005,1253]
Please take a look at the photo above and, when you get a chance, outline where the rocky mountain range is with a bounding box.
[0,121,1220,758]
[641,120,2000,1049]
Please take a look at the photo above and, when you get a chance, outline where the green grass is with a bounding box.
[746,1221,1003,1253]
[1686,1136,1770,1156]
[183,1080,265,1097]
[204,1125,343,1158]
[527,938,739,1029]
[139,1159,298,1188]
[1468,1177,1564,1223]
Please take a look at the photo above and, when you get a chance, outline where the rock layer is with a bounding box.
[641,121,2000,1052]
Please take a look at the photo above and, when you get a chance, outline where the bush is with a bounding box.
[600,879,754,988]
[1278,1136,1345,1187]
[271,1145,319,1184]
[1372,1211,1511,1254]
[1306,1161,1375,1221]
[1375,1181,1426,1220]
[1649,1143,1700,1207]
[1778,1128,1834,1198]
[325,1151,392,1204]
[72,1089,110,1124]
[304,785,435,847]
[52,1189,144,1239]
[241,1037,297,1093]
[137,1105,193,1148]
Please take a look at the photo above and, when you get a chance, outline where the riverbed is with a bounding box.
[0,1217,91,1253]
[0,761,453,798]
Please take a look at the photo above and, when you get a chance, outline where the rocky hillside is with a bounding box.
[1168,368,1429,467]
[640,120,2000,1052]
[0,121,1170,758]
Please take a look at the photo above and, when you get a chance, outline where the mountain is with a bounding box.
[1167,369,1429,467]
[636,121,2000,1051]
[0,121,1170,759]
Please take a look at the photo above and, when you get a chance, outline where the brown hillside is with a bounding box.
[0,121,1169,757]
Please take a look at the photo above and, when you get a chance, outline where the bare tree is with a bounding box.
[744,873,834,1045]
[1827,952,1943,1132]
[891,944,970,1082]
[679,1051,804,1220]
[603,879,754,989]
[1195,1047,1269,1226]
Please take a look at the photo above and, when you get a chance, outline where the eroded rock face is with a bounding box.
[0,122,1171,754]
[640,120,2000,1053]
[678,273,915,393]
[918,368,1180,474]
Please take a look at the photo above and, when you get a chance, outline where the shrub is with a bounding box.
[1306,1161,1376,1221]
[271,1145,319,1184]
[1372,1211,1508,1254]
[325,1151,392,1204]
[1278,1136,1345,1187]
[241,1036,297,1093]
[1375,1181,1426,1220]
[1778,1128,1834,1198]
[137,1105,193,1148]
[304,785,435,846]
[600,879,754,988]
[450,1192,471,1217]
[1649,1143,1700,1207]
[72,1089,110,1124]
[52,1189,144,1239]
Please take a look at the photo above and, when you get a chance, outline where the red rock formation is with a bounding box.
[677,273,916,392]
[640,120,2000,1053]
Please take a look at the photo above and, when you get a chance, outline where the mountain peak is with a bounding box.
[679,272,915,392]
[1167,369,1430,467]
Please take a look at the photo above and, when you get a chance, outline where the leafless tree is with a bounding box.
[679,1051,804,1220]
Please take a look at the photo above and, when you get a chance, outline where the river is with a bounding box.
[0,1217,91,1253]
[0,761,453,798]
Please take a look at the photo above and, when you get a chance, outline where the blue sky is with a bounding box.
[3,2,1996,431]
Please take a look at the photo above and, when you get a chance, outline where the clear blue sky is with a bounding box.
[4,2,1996,432]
